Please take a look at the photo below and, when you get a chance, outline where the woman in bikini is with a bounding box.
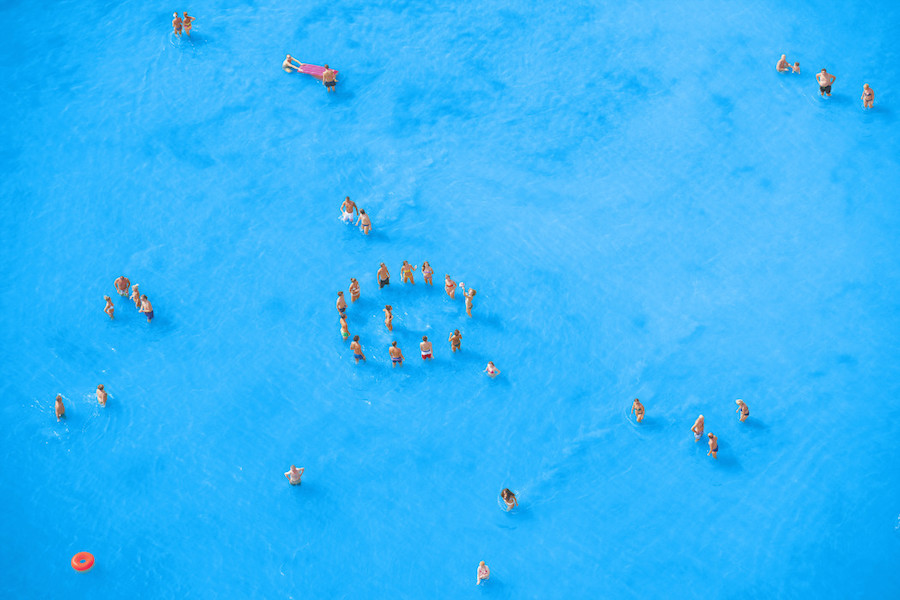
[182,12,194,36]
[631,398,644,422]
[131,284,141,309]
[421,261,433,285]
[444,274,457,299]
[862,84,874,109]
[383,305,393,331]
[349,278,360,302]
[104,296,114,319]
[484,361,500,378]
[465,288,476,317]
[400,261,417,284]
[735,399,749,422]
[449,329,461,352]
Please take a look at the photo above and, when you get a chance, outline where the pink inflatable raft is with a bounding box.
[297,63,337,80]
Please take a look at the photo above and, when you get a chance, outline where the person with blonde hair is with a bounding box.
[862,84,874,109]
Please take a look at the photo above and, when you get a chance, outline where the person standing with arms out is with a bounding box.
[389,341,404,368]
[283,55,303,73]
[400,261,417,284]
[114,275,130,297]
[421,261,434,285]
[96,384,107,407]
[336,291,347,316]
[691,415,704,441]
[340,196,358,223]
[139,295,154,323]
[104,296,115,319]
[182,12,194,36]
[172,12,182,36]
[284,465,304,485]
[735,399,749,422]
[55,395,65,421]
[816,68,836,97]
[862,84,874,109]
[449,329,461,352]
[356,209,371,235]
[631,398,644,423]
[322,65,337,92]
[383,305,393,332]
[420,336,433,360]
[444,274,457,299]
[349,278,360,302]
[707,433,718,459]
[377,263,390,289]
[350,335,366,364]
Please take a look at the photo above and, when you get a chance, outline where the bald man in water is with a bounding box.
[816,68,836,97]
[776,54,790,72]
[691,415,704,442]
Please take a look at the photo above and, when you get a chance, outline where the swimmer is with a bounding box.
[104,296,114,320]
[484,361,500,378]
[340,313,350,341]
[114,275,130,297]
[349,278,360,302]
[377,263,390,289]
[465,288,476,317]
[172,12,182,35]
[96,384,107,407]
[476,561,490,585]
[816,68,836,97]
[862,84,874,109]
[420,336,433,360]
[182,12,194,36]
[350,335,366,363]
[322,64,337,92]
[444,274,457,299]
[792,62,800,73]
[384,305,393,332]
[131,284,141,309]
[449,329,461,352]
[356,209,371,234]
[400,261,417,284]
[691,415,704,442]
[284,465,304,485]
[776,54,790,72]
[501,488,518,511]
[55,394,65,421]
[389,341,404,368]
[422,261,434,285]
[735,399,749,422]
[340,196,358,223]
[283,54,304,73]
[707,433,718,459]
[139,295,154,323]
[336,291,347,316]
[631,398,644,423]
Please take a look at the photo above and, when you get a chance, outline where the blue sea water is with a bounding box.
[1,0,899,597]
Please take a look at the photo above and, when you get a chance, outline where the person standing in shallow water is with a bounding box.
[340,313,349,341]
[631,398,644,422]
[421,261,433,285]
[377,263,390,288]
[349,278,360,302]
[322,65,337,92]
[104,296,114,319]
[816,68,836,97]
[707,433,718,459]
[336,291,347,316]
[401,261,417,284]
[172,12,182,35]
[420,336,433,360]
[862,84,874,109]
[383,305,393,332]
[350,335,366,363]
[96,384,107,407]
[182,12,194,36]
[389,341,404,368]
[284,465,304,485]
[55,395,65,421]
[139,295,154,323]
[692,415,704,441]
[114,275,130,297]
[735,399,749,422]
[356,209,371,234]
[131,284,141,309]
[465,288,476,317]
[476,561,490,585]
[449,329,461,352]
[340,196,358,223]
[445,274,457,299]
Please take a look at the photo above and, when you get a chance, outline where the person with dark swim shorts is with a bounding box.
[139,295,154,322]
[736,399,749,422]
[389,341,404,368]
[707,432,718,459]
[631,398,644,423]
[816,68,836,97]
[449,329,461,352]
[172,12,182,35]
[322,65,337,92]
[350,335,366,363]
[377,263,390,288]
[336,291,347,316]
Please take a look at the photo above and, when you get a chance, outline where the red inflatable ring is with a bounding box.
[72,552,94,572]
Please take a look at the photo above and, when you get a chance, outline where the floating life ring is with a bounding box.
[71,552,94,572]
